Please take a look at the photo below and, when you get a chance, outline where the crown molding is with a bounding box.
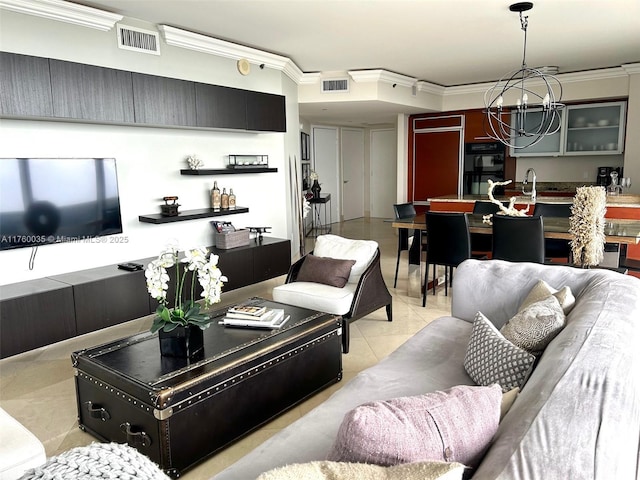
[158,25,304,83]
[299,72,322,85]
[349,69,417,87]
[0,0,122,31]
[622,63,640,75]
[416,81,446,96]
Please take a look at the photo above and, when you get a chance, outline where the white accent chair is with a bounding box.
[0,407,46,480]
[273,235,392,353]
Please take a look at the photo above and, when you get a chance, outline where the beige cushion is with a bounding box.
[256,460,466,480]
[501,387,520,421]
[519,279,575,315]
[313,235,378,285]
[272,282,356,316]
[296,254,355,288]
[0,406,46,479]
[501,296,566,354]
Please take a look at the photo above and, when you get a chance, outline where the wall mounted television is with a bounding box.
[0,158,123,250]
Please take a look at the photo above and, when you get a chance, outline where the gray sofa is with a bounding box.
[212,259,640,480]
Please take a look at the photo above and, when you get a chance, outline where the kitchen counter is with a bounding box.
[429,194,640,208]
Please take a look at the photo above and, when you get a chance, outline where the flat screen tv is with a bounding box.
[0,158,123,250]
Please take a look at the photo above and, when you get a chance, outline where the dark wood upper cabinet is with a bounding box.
[0,52,53,117]
[132,73,197,127]
[246,90,286,132]
[50,60,134,123]
[195,83,247,129]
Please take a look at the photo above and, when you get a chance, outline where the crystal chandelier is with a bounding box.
[484,2,564,149]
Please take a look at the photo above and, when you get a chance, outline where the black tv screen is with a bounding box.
[0,158,123,250]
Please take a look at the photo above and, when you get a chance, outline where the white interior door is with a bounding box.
[341,128,364,221]
[312,126,340,224]
[370,128,397,218]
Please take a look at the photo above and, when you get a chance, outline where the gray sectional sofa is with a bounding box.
[212,259,640,480]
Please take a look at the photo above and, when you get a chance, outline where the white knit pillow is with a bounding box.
[257,460,466,480]
[501,296,566,354]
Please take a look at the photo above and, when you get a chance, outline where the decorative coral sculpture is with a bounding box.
[482,179,531,225]
[569,186,606,267]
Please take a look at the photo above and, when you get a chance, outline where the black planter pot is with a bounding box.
[158,325,204,358]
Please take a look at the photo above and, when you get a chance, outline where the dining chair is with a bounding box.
[492,215,545,263]
[393,202,417,288]
[422,212,471,307]
[471,201,507,256]
[532,203,572,263]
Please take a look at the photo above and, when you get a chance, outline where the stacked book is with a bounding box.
[222,304,289,329]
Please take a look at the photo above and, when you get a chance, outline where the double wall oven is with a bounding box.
[463,142,506,196]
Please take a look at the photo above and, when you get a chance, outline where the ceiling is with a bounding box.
[73,0,640,125]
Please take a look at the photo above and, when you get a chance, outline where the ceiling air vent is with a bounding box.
[117,24,160,55]
[321,78,349,93]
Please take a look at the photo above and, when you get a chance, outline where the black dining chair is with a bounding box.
[471,201,508,256]
[492,215,545,263]
[532,202,572,263]
[422,212,471,307]
[393,203,417,288]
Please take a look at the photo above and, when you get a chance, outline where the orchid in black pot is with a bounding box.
[145,243,227,334]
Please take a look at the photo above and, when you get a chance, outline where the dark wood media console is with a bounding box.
[0,237,291,358]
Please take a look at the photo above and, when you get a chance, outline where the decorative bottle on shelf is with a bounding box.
[221,188,230,209]
[229,189,236,209]
[211,181,221,209]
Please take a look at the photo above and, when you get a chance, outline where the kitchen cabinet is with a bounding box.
[409,114,464,205]
[0,52,53,117]
[246,90,286,132]
[50,59,134,123]
[132,73,197,127]
[509,109,564,157]
[195,83,247,129]
[511,100,626,157]
[564,102,626,155]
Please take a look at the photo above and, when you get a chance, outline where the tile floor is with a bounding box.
[0,217,453,479]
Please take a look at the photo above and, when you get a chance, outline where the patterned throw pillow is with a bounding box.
[500,296,566,354]
[519,279,575,315]
[464,312,536,392]
[327,384,502,469]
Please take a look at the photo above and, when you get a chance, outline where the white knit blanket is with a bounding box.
[19,442,170,480]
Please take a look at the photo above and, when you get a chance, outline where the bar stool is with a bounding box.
[422,212,471,306]
[492,215,545,263]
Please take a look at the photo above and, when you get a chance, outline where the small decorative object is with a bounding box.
[160,196,180,217]
[211,181,221,209]
[146,243,227,357]
[186,154,203,170]
[248,226,271,242]
[482,179,530,225]
[221,187,229,209]
[569,186,607,267]
[229,188,236,209]
[302,195,311,219]
[228,155,268,169]
[310,171,321,199]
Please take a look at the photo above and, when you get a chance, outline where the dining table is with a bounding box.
[392,214,640,266]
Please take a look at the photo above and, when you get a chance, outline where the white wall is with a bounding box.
[0,10,299,285]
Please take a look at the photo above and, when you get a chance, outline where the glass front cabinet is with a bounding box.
[511,101,626,157]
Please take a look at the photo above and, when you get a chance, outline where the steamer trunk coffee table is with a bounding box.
[72,299,342,478]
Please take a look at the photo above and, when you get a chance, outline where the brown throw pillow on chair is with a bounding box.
[296,254,356,288]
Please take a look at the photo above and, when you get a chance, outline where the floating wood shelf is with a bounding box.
[138,207,249,224]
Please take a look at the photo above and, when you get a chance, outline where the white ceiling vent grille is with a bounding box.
[117,24,160,55]
[322,78,349,93]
